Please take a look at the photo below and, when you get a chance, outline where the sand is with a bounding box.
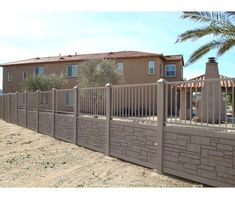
[0,120,202,187]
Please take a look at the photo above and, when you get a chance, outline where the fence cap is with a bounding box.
[157,79,167,83]
[52,88,56,91]
[105,83,112,87]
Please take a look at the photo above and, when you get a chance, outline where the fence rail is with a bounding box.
[111,83,157,123]
[165,78,235,131]
[0,78,235,130]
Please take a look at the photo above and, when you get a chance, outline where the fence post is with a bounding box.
[36,90,39,132]
[73,85,78,144]
[157,79,166,174]
[16,92,18,125]
[25,91,27,128]
[8,94,11,122]
[52,88,56,137]
[105,83,112,156]
[2,94,5,121]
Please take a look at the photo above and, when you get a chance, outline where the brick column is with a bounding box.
[52,88,56,137]
[25,91,27,128]
[16,92,18,125]
[105,83,112,156]
[36,90,39,132]
[73,85,78,144]
[157,79,166,174]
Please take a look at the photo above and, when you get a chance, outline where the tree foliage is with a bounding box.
[77,59,124,87]
[22,73,67,91]
[176,12,235,65]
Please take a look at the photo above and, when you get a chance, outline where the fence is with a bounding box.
[0,78,235,187]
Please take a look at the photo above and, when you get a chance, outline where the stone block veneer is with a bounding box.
[18,109,26,127]
[55,113,75,143]
[26,110,36,130]
[163,126,235,187]
[39,112,52,136]
[77,117,106,153]
[109,120,158,169]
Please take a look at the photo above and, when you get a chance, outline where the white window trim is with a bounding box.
[22,71,28,80]
[165,64,176,77]
[117,62,124,75]
[8,72,12,82]
[148,60,155,75]
[34,66,44,76]
[66,64,78,77]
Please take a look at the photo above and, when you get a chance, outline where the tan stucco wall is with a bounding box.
[2,56,183,93]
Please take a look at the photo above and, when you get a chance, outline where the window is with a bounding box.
[67,65,78,77]
[22,71,28,80]
[8,72,12,82]
[117,62,124,75]
[34,67,44,76]
[148,60,155,75]
[165,64,176,77]
[64,91,74,106]
[160,63,164,77]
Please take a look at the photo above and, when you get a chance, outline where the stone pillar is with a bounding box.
[105,83,112,156]
[52,88,56,138]
[73,85,78,144]
[157,79,166,174]
[25,91,27,127]
[233,89,235,117]
[16,92,18,125]
[8,94,11,122]
[36,90,39,132]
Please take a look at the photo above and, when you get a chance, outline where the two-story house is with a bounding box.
[1,51,184,93]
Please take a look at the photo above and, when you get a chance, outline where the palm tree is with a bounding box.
[176,12,235,65]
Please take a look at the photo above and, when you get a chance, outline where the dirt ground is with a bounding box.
[0,120,202,187]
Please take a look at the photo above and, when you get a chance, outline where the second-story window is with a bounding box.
[165,64,176,77]
[8,72,13,82]
[117,62,124,75]
[148,60,155,75]
[67,65,78,77]
[22,71,28,80]
[34,67,44,76]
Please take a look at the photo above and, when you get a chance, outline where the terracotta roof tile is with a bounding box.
[178,74,235,88]
[1,51,184,66]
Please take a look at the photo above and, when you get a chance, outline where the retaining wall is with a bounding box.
[26,110,36,130]
[109,120,158,169]
[54,113,75,143]
[77,117,106,153]
[163,126,235,187]
[39,112,53,136]
[18,109,26,127]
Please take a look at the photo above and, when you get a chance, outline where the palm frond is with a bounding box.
[217,38,235,56]
[176,25,225,43]
[186,40,222,65]
[182,12,233,26]
[225,11,235,22]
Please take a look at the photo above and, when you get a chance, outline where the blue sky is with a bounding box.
[1,3,235,89]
